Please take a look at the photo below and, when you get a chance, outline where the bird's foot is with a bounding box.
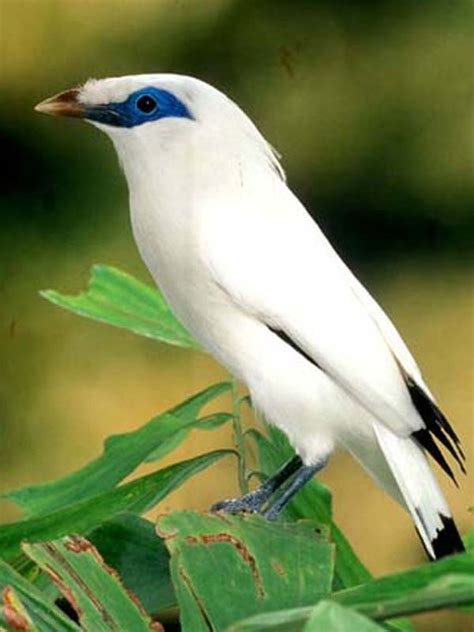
[260,504,282,521]
[260,458,328,521]
[210,455,319,518]
[210,488,269,514]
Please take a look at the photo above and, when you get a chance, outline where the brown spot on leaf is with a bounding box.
[215,513,233,526]
[43,563,81,619]
[185,533,264,599]
[271,560,285,576]
[62,536,160,627]
[178,565,213,630]
[64,535,94,554]
[2,587,30,631]
[155,515,178,540]
[39,541,117,627]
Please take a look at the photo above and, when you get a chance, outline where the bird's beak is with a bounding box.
[35,88,85,118]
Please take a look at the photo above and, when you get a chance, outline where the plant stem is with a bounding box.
[352,585,474,621]
[231,584,474,631]
[231,377,249,494]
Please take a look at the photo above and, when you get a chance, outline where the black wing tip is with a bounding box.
[406,376,466,480]
[430,514,465,559]
[412,428,458,486]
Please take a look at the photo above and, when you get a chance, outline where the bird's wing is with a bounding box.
[205,187,463,471]
[333,253,465,479]
[206,192,418,435]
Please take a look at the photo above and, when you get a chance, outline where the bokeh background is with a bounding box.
[1,1,473,629]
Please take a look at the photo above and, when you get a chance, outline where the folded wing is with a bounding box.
[207,189,464,480]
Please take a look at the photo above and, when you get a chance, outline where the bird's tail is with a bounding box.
[373,423,465,559]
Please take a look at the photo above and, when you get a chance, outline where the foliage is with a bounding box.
[41,265,197,349]
[0,265,472,631]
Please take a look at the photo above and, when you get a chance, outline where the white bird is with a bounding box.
[36,74,465,559]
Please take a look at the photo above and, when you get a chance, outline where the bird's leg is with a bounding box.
[210,455,303,514]
[262,457,328,520]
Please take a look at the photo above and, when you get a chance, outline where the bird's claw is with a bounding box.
[210,490,267,515]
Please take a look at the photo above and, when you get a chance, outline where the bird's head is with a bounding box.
[35,74,204,150]
[35,74,284,185]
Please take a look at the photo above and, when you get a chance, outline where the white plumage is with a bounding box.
[36,74,465,559]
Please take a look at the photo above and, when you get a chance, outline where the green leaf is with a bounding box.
[158,511,334,632]
[195,412,234,431]
[463,527,474,553]
[460,528,474,614]
[41,264,197,348]
[0,450,231,560]
[23,536,160,632]
[88,514,175,615]
[144,384,231,463]
[303,601,386,631]
[333,551,474,620]
[229,552,474,631]
[142,427,191,464]
[2,382,230,517]
[228,600,386,632]
[0,558,79,631]
[146,413,233,464]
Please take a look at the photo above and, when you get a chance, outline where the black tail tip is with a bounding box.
[430,514,465,560]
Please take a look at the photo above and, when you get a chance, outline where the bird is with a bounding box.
[35,73,465,560]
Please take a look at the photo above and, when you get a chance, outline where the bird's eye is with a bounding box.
[136,95,158,114]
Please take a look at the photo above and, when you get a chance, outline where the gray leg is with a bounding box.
[210,455,303,514]
[262,457,327,520]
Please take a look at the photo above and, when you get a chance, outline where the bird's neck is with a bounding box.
[115,131,278,290]
[118,131,275,232]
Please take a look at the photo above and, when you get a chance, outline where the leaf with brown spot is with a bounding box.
[2,587,36,631]
[0,560,78,631]
[229,552,474,631]
[22,536,161,632]
[158,511,334,632]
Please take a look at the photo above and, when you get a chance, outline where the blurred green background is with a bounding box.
[0,1,473,629]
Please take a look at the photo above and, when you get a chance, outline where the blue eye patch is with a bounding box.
[84,86,193,128]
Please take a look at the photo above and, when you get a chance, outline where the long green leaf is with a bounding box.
[303,601,386,631]
[159,511,334,632]
[228,600,387,632]
[41,264,197,348]
[0,450,231,560]
[333,551,474,619]
[0,558,79,631]
[23,536,160,632]
[230,552,474,631]
[144,390,232,464]
[2,382,230,517]
[142,413,233,464]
